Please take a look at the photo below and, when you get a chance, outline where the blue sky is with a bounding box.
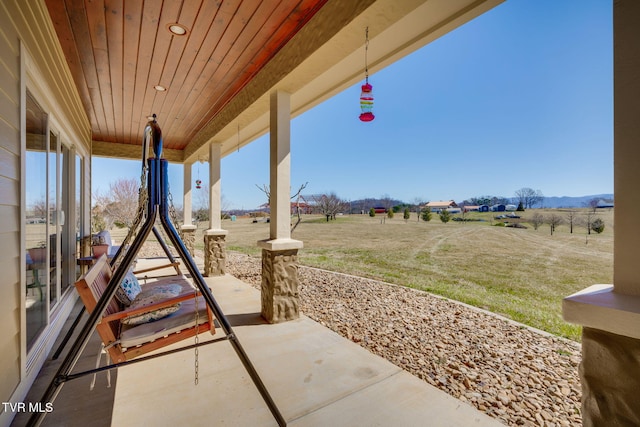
[94,0,613,210]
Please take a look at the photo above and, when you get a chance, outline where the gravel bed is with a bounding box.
[224,252,583,427]
[137,243,582,426]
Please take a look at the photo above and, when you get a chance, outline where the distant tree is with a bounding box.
[412,198,425,222]
[469,196,493,206]
[439,209,451,223]
[369,207,375,217]
[312,193,344,221]
[546,213,563,235]
[529,212,545,230]
[91,205,106,233]
[380,194,394,212]
[591,218,605,234]
[515,188,544,209]
[31,198,48,219]
[257,182,309,232]
[491,196,511,206]
[387,208,394,219]
[94,178,139,229]
[403,207,410,222]
[583,211,596,235]
[586,198,600,213]
[516,201,525,212]
[565,210,578,233]
[421,207,432,222]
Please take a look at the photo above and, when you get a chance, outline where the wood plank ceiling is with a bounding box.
[44,0,327,151]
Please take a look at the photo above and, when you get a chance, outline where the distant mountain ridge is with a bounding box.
[542,194,614,208]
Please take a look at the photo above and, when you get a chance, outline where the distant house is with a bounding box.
[505,204,517,211]
[291,202,313,214]
[478,205,490,212]
[490,204,506,212]
[596,199,614,209]
[424,200,458,213]
[373,207,387,214]
[463,205,480,212]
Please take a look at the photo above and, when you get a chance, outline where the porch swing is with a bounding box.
[28,116,286,427]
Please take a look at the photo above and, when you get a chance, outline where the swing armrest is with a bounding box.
[133,261,181,276]
[102,291,201,323]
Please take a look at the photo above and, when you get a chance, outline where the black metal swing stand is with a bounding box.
[28,117,287,427]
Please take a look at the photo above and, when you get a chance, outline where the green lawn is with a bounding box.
[197,209,612,341]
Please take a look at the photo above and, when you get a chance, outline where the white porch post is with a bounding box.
[204,142,227,276]
[258,90,303,323]
[181,161,196,255]
[563,1,640,424]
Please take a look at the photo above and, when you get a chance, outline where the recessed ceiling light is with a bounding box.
[167,23,188,36]
[154,85,166,92]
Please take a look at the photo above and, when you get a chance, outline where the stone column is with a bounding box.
[261,248,299,323]
[258,90,303,323]
[204,142,228,277]
[180,224,197,256]
[204,230,227,276]
[563,1,640,424]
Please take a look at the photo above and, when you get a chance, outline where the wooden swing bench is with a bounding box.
[75,254,215,364]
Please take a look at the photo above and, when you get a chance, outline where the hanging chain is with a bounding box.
[113,165,149,271]
[364,26,369,83]
[167,183,183,240]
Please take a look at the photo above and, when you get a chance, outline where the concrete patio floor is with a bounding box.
[15,259,502,427]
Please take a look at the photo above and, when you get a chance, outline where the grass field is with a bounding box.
[192,208,613,342]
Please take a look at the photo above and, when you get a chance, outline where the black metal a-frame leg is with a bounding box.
[28,118,286,427]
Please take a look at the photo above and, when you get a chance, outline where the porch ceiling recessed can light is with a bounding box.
[154,85,166,92]
[167,23,188,36]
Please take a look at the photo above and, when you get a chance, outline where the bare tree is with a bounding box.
[412,198,425,222]
[31,198,48,219]
[94,178,139,229]
[514,188,544,209]
[290,182,308,233]
[529,212,545,230]
[586,198,600,213]
[256,182,308,232]
[312,193,345,221]
[583,210,597,235]
[565,210,578,234]
[546,213,563,235]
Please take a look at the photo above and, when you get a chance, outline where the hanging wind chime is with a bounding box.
[195,160,202,189]
[359,27,374,122]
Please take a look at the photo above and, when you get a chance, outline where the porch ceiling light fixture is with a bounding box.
[359,27,374,122]
[154,85,167,92]
[167,23,188,36]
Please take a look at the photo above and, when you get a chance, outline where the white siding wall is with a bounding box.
[0,1,91,422]
[0,0,23,404]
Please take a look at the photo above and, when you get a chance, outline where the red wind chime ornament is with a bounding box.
[359,27,374,122]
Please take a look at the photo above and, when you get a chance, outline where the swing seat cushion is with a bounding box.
[121,283,183,325]
[119,296,210,348]
[115,271,142,306]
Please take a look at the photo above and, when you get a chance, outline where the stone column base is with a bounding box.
[180,224,197,257]
[260,248,300,323]
[204,230,227,277]
[580,327,640,426]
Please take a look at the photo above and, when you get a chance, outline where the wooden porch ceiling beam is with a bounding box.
[91,140,183,163]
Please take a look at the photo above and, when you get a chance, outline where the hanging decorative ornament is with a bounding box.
[195,158,202,189]
[359,27,374,122]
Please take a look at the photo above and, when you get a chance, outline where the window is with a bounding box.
[24,91,80,351]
